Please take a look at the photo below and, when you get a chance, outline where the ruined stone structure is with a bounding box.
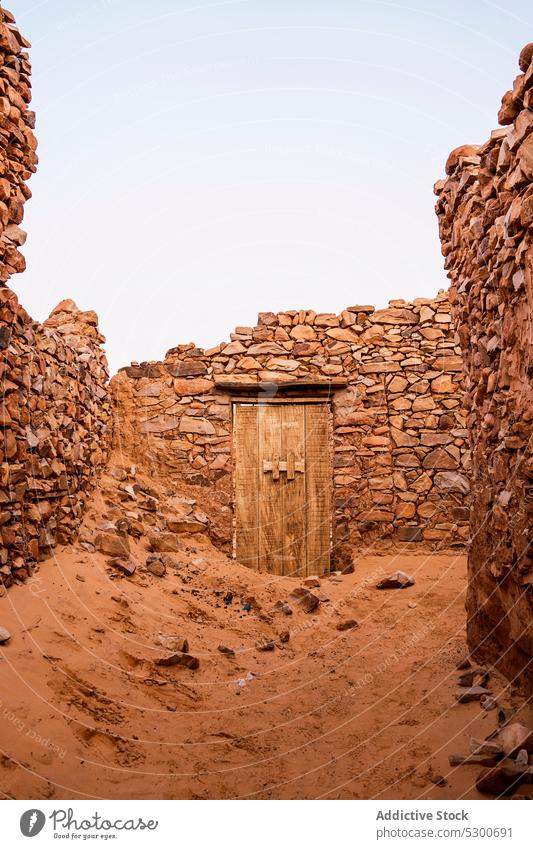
[113,294,470,569]
[435,44,533,691]
[0,5,479,590]
[0,4,473,588]
[0,9,111,585]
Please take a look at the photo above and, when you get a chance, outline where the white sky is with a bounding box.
[10,0,533,373]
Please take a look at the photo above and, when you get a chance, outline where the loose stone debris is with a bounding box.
[449,668,533,797]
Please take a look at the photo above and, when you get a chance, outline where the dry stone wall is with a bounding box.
[435,43,533,691]
[1,293,111,585]
[0,8,111,588]
[0,6,37,285]
[112,293,471,568]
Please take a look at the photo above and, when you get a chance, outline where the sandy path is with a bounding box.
[1,536,531,800]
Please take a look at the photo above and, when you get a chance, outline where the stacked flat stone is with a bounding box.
[0,6,37,285]
[112,293,470,567]
[435,43,533,692]
[0,294,111,585]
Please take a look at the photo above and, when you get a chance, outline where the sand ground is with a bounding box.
[2,517,532,800]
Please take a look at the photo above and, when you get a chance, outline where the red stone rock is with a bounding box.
[445,144,479,175]
[289,586,320,613]
[518,42,533,72]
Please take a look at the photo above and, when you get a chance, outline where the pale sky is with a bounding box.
[9,0,533,373]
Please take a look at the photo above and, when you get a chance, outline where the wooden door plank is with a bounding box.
[281,404,306,578]
[286,450,295,481]
[305,404,331,575]
[258,405,283,574]
[234,404,259,569]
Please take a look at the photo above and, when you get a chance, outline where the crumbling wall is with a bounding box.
[435,43,533,691]
[112,292,470,565]
[1,294,111,585]
[0,9,111,587]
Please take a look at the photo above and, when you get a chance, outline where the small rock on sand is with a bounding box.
[156,652,199,670]
[289,586,320,613]
[336,619,358,632]
[457,668,489,688]
[0,625,11,643]
[499,722,533,756]
[303,577,320,588]
[145,556,166,577]
[476,763,526,796]
[94,532,130,558]
[218,645,236,657]
[257,639,276,652]
[108,558,137,577]
[272,601,292,616]
[456,685,493,703]
[160,636,189,653]
[148,532,182,553]
[376,571,414,589]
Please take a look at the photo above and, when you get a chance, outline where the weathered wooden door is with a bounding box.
[234,402,331,576]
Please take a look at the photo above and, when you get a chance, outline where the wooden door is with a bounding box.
[234,402,331,576]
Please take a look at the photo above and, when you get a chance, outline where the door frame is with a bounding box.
[230,394,335,575]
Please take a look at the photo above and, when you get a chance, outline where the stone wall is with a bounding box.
[112,292,470,567]
[0,294,111,585]
[0,8,111,588]
[0,6,37,285]
[435,44,533,691]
